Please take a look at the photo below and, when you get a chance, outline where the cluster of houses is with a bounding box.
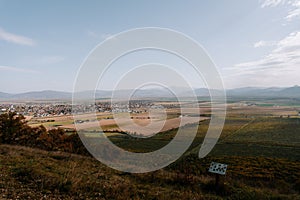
[0,100,169,117]
[0,103,72,117]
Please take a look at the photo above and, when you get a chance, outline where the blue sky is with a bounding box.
[0,0,300,93]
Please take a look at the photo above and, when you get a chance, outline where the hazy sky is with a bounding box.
[0,0,300,93]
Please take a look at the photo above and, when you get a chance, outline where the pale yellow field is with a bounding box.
[28,104,209,136]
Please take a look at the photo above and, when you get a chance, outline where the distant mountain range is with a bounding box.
[226,86,300,98]
[1,86,300,101]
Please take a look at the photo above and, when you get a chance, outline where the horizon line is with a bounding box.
[1,85,300,94]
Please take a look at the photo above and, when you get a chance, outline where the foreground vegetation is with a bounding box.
[1,145,299,200]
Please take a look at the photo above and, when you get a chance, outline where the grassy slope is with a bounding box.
[1,145,299,200]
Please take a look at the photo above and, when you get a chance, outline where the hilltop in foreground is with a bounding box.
[0,144,299,200]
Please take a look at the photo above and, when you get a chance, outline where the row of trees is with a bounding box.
[0,112,88,155]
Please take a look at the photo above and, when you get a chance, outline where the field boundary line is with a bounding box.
[220,118,256,143]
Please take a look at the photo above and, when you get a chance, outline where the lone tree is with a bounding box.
[0,112,29,144]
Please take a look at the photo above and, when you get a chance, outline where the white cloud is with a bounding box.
[224,31,300,87]
[261,0,285,8]
[0,65,39,73]
[236,0,300,87]
[254,40,277,48]
[286,1,300,21]
[261,0,300,21]
[246,31,300,68]
[0,28,36,46]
